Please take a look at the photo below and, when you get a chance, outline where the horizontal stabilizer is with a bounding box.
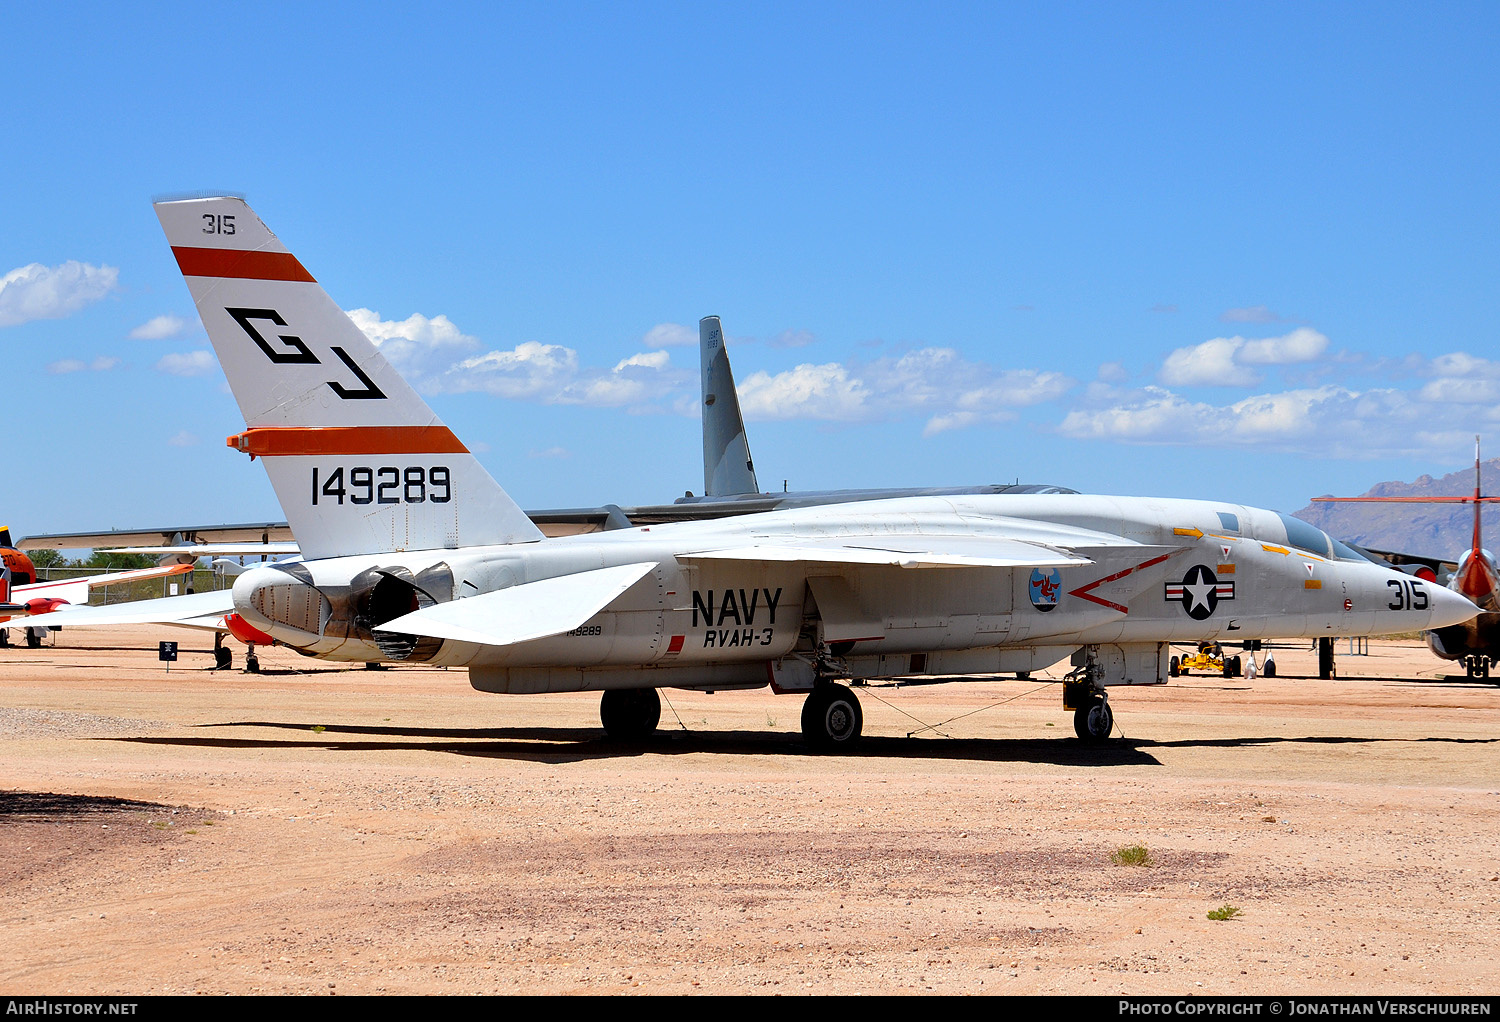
[3,589,234,630]
[11,579,90,606]
[378,561,658,647]
[678,537,1092,570]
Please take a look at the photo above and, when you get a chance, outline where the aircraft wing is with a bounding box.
[17,522,296,550]
[378,562,658,648]
[676,536,1094,569]
[99,543,302,558]
[0,589,234,630]
[2,563,198,615]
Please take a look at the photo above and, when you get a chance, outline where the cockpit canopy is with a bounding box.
[1272,512,1367,563]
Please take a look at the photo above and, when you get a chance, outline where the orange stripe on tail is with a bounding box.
[171,247,316,282]
[227,426,470,458]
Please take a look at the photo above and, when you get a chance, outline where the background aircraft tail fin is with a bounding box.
[1473,435,1484,559]
[699,315,759,496]
[154,196,543,559]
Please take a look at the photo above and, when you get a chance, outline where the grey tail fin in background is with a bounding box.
[700,315,759,496]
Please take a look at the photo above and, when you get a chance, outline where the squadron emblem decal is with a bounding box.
[1029,567,1061,612]
[1165,564,1235,620]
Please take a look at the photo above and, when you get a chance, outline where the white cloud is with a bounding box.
[1418,378,1500,404]
[528,446,571,459]
[1097,361,1129,384]
[1414,351,1500,405]
[643,322,695,348]
[738,362,872,421]
[1060,386,1364,448]
[328,309,1080,432]
[438,339,688,408]
[345,308,479,382]
[447,341,579,399]
[0,261,118,328]
[1159,338,1254,387]
[1239,327,1328,365]
[922,412,984,436]
[735,347,1073,431]
[1426,352,1500,378]
[46,356,119,374]
[1054,372,1496,459]
[614,350,670,371]
[129,314,188,340]
[1160,328,1330,387]
[155,351,217,376]
[167,431,198,447]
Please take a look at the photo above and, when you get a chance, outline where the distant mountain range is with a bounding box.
[1291,459,1500,563]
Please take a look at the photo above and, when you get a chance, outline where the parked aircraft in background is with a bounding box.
[0,527,194,648]
[1314,438,1500,679]
[16,197,1478,749]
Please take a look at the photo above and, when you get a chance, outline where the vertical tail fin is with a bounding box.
[1474,435,1484,559]
[699,315,759,496]
[154,196,543,559]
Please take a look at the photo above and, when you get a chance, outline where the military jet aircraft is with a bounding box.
[1314,437,1500,679]
[22,196,1477,747]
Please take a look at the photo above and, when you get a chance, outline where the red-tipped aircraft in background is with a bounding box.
[1314,437,1500,679]
[0,527,193,648]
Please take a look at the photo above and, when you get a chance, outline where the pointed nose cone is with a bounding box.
[1428,584,1482,630]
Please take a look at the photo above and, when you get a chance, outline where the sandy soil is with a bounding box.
[2,627,1499,996]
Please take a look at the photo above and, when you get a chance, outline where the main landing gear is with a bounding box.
[801,683,864,750]
[599,687,661,741]
[1466,655,1493,681]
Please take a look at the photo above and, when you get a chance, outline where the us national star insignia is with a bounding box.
[1165,564,1235,620]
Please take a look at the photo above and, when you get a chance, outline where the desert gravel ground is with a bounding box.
[2,626,1499,996]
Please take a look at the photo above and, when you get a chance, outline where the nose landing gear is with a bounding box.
[1073,694,1114,742]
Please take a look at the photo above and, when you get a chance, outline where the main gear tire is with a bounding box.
[600,688,661,741]
[801,684,864,750]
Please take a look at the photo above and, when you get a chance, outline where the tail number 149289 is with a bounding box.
[312,466,452,506]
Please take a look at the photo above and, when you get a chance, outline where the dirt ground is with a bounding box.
[2,627,1499,996]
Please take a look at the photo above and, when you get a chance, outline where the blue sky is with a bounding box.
[4,2,1499,539]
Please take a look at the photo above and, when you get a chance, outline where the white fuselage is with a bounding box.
[227,493,1476,694]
